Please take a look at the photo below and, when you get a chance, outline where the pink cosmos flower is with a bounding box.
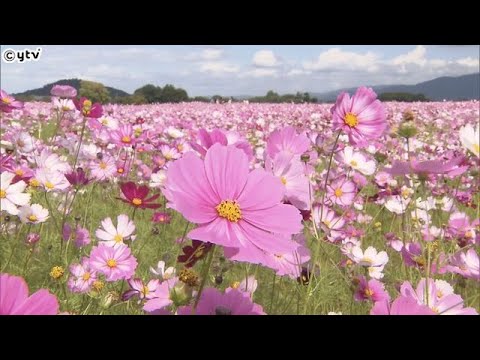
[0,171,31,216]
[0,89,24,113]
[159,144,181,161]
[331,87,387,146]
[327,175,356,207]
[311,205,345,242]
[401,242,424,268]
[266,126,310,158]
[74,226,91,248]
[0,273,59,315]
[95,214,136,247]
[164,143,302,259]
[190,128,253,160]
[89,244,137,282]
[177,288,265,315]
[50,85,77,98]
[371,296,435,315]
[68,257,97,293]
[152,212,171,224]
[400,278,478,315]
[111,123,136,148]
[354,276,390,303]
[386,156,468,177]
[89,155,117,181]
[123,278,160,301]
[74,97,103,118]
[143,277,178,313]
[265,151,310,210]
[447,249,479,281]
[447,212,478,246]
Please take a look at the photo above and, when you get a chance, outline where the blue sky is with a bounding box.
[1,45,478,96]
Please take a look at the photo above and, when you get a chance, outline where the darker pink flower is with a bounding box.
[74,97,103,118]
[118,182,161,209]
[386,156,468,177]
[0,273,59,315]
[177,288,265,315]
[354,276,390,303]
[0,89,24,113]
[331,87,387,146]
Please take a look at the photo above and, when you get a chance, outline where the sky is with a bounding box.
[1,45,478,96]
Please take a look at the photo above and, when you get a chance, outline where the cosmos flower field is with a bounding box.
[0,86,479,315]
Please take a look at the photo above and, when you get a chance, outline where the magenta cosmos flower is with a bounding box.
[164,143,302,257]
[354,276,389,303]
[111,123,137,148]
[118,182,161,209]
[74,97,103,118]
[326,175,357,207]
[50,85,77,98]
[177,288,265,315]
[0,89,24,113]
[331,87,387,146]
[89,244,137,281]
[0,273,59,315]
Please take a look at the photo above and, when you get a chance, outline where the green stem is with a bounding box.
[193,245,216,312]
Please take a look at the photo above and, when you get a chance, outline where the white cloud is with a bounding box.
[303,48,379,72]
[201,48,223,60]
[253,50,280,67]
[456,57,479,68]
[391,45,427,66]
[240,68,278,78]
[287,69,311,76]
[200,61,239,75]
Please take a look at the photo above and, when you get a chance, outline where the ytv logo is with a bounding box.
[2,47,43,63]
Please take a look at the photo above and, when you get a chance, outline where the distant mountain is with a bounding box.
[311,73,480,102]
[14,79,130,98]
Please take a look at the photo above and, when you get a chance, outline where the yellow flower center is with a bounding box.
[334,188,343,197]
[50,266,64,279]
[121,136,131,144]
[101,119,109,125]
[28,214,38,222]
[0,189,6,199]
[323,219,331,228]
[82,272,91,281]
[344,112,358,128]
[216,200,242,222]
[365,288,374,297]
[177,144,184,152]
[280,176,287,185]
[82,100,92,116]
[164,153,173,160]
[132,198,142,206]
[114,234,123,243]
[350,160,358,167]
[45,181,55,189]
[15,169,24,176]
[141,285,150,297]
[99,161,107,169]
[93,280,104,291]
[473,144,479,154]
[465,230,474,239]
[436,290,443,299]
[2,97,12,104]
[29,178,40,187]
[107,259,117,268]
[231,281,240,289]
[362,257,374,266]
[117,168,124,174]
[62,106,71,111]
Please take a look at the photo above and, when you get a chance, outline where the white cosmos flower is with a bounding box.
[18,204,49,224]
[166,127,184,139]
[459,123,479,157]
[338,146,376,176]
[12,131,35,154]
[385,195,410,215]
[95,214,136,247]
[150,260,176,280]
[150,170,167,188]
[0,172,31,216]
